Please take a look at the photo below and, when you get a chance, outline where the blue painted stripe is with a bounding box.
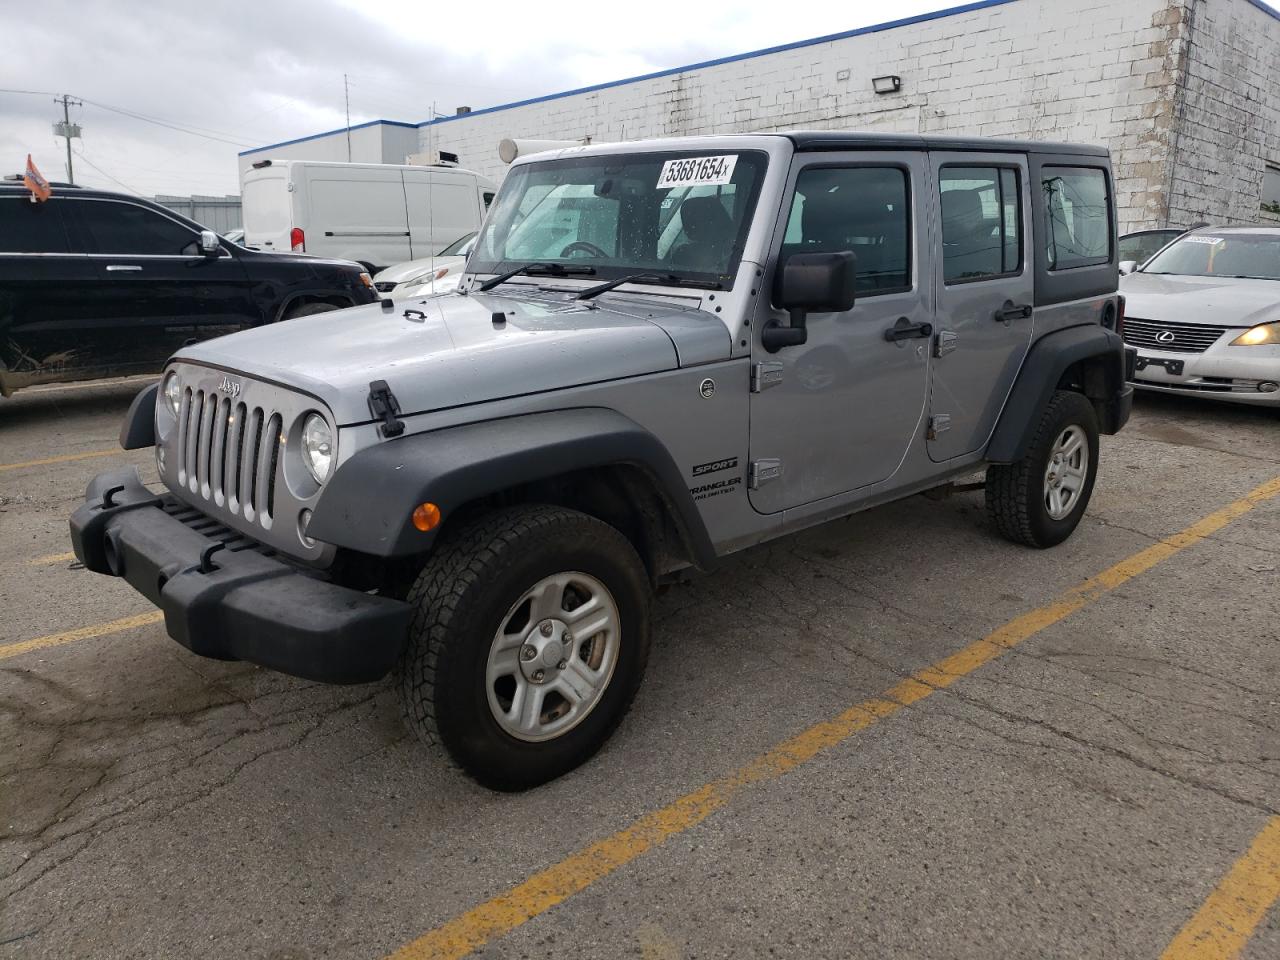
[240,0,1017,155]
[239,118,420,157]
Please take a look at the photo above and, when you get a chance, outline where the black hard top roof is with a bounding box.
[783,131,1109,157]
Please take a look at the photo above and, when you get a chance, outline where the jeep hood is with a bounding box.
[175,288,732,424]
[1120,272,1280,328]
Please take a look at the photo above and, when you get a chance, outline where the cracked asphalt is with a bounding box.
[1,380,1277,960]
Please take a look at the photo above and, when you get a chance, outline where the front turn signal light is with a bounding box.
[412,502,441,532]
[1231,323,1280,346]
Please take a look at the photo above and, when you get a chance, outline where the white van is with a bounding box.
[241,160,497,270]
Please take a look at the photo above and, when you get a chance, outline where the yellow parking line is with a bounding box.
[0,611,164,662]
[0,448,121,473]
[27,551,77,566]
[1160,816,1280,960]
[387,473,1280,960]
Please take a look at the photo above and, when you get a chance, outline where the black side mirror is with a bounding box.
[763,251,857,353]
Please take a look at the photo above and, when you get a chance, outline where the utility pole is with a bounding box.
[344,74,352,162]
[53,94,83,184]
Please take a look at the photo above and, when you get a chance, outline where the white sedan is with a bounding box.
[372,232,475,298]
[1119,227,1280,407]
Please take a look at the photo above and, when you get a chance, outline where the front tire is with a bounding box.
[986,390,1100,548]
[396,505,652,791]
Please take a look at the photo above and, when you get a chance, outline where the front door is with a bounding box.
[65,197,253,370]
[926,153,1034,461]
[749,153,932,515]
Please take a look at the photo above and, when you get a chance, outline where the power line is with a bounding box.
[79,97,256,147]
[71,148,143,196]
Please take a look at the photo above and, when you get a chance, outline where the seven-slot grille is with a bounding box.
[175,386,282,529]
[1122,317,1228,354]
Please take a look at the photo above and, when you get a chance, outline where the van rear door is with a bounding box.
[241,167,293,253]
[404,170,484,257]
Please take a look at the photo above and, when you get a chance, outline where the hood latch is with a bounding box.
[368,380,405,438]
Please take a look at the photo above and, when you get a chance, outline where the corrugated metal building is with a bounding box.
[238,0,1280,232]
[152,194,242,233]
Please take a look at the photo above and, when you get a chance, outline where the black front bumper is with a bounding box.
[69,468,411,684]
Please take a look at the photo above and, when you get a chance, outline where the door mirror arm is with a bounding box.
[762,251,857,354]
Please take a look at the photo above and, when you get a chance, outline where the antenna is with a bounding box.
[344,74,352,162]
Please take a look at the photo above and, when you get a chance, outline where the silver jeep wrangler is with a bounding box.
[71,133,1135,790]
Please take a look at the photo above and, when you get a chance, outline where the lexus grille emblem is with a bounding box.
[218,375,242,398]
[1155,330,1176,344]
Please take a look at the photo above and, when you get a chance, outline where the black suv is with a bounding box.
[0,182,378,396]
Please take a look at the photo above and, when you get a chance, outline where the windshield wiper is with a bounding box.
[477,262,597,292]
[1228,275,1278,281]
[574,273,722,301]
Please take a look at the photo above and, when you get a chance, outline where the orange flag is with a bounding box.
[23,154,51,202]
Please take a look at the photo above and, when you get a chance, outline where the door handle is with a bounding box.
[995,300,1032,323]
[105,264,143,272]
[884,317,934,342]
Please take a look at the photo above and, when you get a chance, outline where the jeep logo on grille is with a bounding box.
[217,375,242,398]
[1155,330,1176,344]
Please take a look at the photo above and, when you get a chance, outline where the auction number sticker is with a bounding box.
[657,155,738,189]
[1183,235,1225,245]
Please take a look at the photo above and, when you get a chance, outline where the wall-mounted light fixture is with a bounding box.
[872,75,902,94]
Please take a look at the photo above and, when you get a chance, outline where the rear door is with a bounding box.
[241,168,293,253]
[0,195,100,378]
[66,197,253,367]
[926,152,1034,461]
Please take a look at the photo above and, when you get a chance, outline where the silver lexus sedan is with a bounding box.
[1119,226,1280,407]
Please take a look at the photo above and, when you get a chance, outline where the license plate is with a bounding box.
[1134,355,1184,376]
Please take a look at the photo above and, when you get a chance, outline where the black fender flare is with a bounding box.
[307,407,717,568]
[986,324,1130,464]
[119,382,158,450]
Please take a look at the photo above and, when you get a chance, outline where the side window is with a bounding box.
[0,198,74,253]
[1042,166,1111,269]
[73,200,198,255]
[939,166,1021,283]
[482,191,495,209]
[780,166,911,295]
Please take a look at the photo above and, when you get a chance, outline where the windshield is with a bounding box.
[471,151,768,287]
[441,232,477,256]
[1143,233,1280,280]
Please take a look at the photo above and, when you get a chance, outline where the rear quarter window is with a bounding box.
[0,197,74,253]
[1042,166,1111,270]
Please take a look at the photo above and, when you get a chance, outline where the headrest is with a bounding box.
[680,195,734,240]
[941,189,987,233]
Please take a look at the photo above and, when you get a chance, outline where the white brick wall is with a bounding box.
[417,0,1192,231]
[1164,0,1280,226]
[243,0,1280,232]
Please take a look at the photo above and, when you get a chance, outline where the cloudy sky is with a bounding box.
[2,0,957,197]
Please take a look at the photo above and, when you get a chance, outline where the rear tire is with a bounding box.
[986,390,1099,548]
[396,505,652,791]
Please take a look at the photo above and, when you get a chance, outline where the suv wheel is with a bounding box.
[986,390,1100,548]
[396,505,652,790]
[283,302,339,321]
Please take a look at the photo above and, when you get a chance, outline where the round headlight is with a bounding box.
[301,413,334,484]
[162,372,181,416]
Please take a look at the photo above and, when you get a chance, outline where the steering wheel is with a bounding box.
[559,240,608,259]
